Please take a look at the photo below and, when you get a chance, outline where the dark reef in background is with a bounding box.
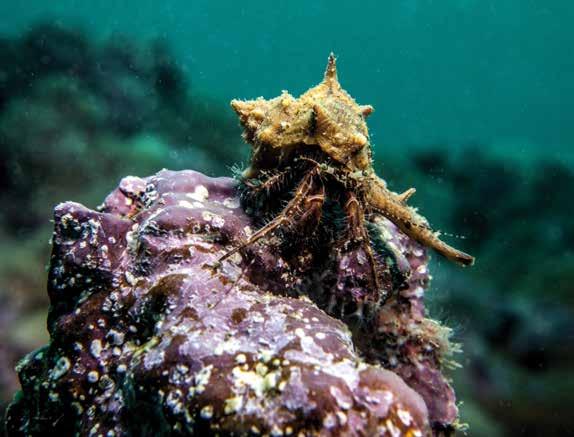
[0,22,242,234]
[0,22,243,420]
[403,147,574,436]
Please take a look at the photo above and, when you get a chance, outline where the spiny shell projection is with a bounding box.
[228,53,475,268]
[232,53,375,176]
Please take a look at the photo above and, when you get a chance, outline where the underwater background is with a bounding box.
[0,1,572,435]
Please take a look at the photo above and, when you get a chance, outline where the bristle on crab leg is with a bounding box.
[218,168,319,263]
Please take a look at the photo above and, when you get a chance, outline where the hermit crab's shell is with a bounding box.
[231,54,374,171]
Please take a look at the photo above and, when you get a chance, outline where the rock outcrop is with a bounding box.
[5,169,458,436]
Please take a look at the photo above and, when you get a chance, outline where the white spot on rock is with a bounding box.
[51,357,71,380]
[90,339,102,358]
[188,185,209,202]
[397,408,412,426]
[200,404,214,419]
[194,364,213,394]
[223,197,240,209]
[223,396,243,414]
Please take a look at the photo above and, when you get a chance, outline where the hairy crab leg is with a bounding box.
[244,169,291,194]
[218,168,320,263]
[297,183,325,228]
[343,191,382,292]
[365,175,475,266]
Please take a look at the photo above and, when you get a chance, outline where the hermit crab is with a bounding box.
[219,53,473,298]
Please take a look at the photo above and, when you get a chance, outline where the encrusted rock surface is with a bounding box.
[5,169,458,436]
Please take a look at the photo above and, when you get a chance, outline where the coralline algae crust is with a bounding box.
[5,169,458,436]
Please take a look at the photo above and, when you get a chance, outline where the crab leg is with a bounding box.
[342,191,381,291]
[297,183,325,230]
[366,175,475,266]
[218,169,319,263]
[244,169,290,195]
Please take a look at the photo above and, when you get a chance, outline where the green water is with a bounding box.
[1,1,573,156]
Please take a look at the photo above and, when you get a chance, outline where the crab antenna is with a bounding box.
[324,52,339,86]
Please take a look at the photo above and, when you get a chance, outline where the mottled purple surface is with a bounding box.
[6,169,459,436]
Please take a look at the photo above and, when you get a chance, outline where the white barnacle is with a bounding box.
[51,356,71,380]
[251,312,264,323]
[71,401,84,414]
[416,264,428,275]
[201,210,224,227]
[125,224,140,253]
[336,411,348,426]
[106,329,125,346]
[87,218,101,246]
[194,364,213,394]
[200,404,214,420]
[263,371,280,391]
[223,197,240,209]
[178,200,196,209]
[143,348,165,369]
[386,419,401,437]
[166,390,184,414]
[214,337,242,356]
[124,271,138,286]
[270,425,284,436]
[90,339,102,359]
[201,211,214,222]
[255,362,268,376]
[257,349,273,363]
[323,413,337,428]
[89,423,100,436]
[188,185,209,202]
[294,328,306,338]
[211,214,225,228]
[397,408,413,426]
[223,396,243,415]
